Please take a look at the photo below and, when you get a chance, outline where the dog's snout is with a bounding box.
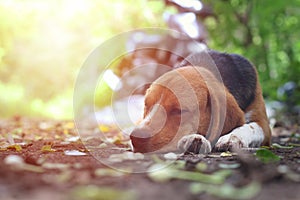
[130,128,152,153]
[130,128,151,142]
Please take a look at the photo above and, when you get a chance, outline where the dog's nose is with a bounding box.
[130,128,151,142]
[130,128,151,152]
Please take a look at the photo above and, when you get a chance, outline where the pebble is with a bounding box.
[4,155,24,165]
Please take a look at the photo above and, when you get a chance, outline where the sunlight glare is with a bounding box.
[103,70,122,91]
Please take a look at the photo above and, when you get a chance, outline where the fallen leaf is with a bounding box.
[7,144,22,152]
[65,136,80,142]
[39,122,53,130]
[73,163,83,169]
[6,133,15,145]
[255,149,280,163]
[4,155,44,173]
[108,152,144,163]
[291,133,300,140]
[63,129,70,135]
[206,154,222,158]
[99,125,111,133]
[288,143,300,147]
[98,143,108,148]
[195,162,207,171]
[41,171,73,184]
[42,162,70,170]
[19,164,44,173]
[41,145,56,152]
[37,157,46,165]
[63,122,75,129]
[271,143,293,149]
[95,168,125,177]
[218,163,240,169]
[220,152,233,157]
[56,171,73,183]
[173,160,186,170]
[277,165,300,182]
[148,163,231,184]
[190,181,261,200]
[70,185,136,200]
[11,128,23,136]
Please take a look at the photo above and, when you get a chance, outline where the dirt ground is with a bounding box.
[0,118,299,200]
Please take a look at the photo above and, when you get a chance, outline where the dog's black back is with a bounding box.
[179,50,257,111]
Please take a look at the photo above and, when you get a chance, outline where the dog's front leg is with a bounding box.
[214,122,265,151]
[177,134,212,154]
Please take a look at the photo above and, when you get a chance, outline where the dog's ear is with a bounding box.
[194,67,244,146]
[205,83,226,146]
[190,66,245,147]
[205,82,245,146]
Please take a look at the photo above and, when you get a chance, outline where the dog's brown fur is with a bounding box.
[244,79,271,145]
[130,51,271,153]
[131,67,249,152]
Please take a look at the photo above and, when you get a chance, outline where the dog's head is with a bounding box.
[130,66,217,153]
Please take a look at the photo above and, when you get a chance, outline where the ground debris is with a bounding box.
[0,119,299,200]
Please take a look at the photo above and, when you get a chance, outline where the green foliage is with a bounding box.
[0,82,73,119]
[190,181,261,200]
[1,0,299,118]
[203,0,300,100]
[95,82,113,108]
[255,148,280,163]
[0,0,165,118]
[148,163,232,184]
[71,185,136,200]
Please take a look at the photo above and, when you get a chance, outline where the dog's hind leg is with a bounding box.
[214,84,271,151]
[214,122,264,151]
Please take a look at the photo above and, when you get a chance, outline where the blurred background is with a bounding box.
[0,0,299,123]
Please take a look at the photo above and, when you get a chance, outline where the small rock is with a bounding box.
[4,155,24,165]
[163,152,178,160]
[64,150,87,156]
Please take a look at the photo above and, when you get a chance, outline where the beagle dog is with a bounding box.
[130,50,271,153]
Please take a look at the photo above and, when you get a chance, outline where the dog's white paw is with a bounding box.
[177,134,212,154]
[214,122,264,151]
[214,134,245,151]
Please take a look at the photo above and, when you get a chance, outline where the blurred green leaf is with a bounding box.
[195,162,208,172]
[190,181,261,200]
[218,163,240,169]
[70,185,136,200]
[0,0,166,118]
[204,0,300,101]
[41,144,56,152]
[271,143,293,149]
[148,163,232,184]
[1,0,300,118]
[94,168,125,177]
[255,149,280,163]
